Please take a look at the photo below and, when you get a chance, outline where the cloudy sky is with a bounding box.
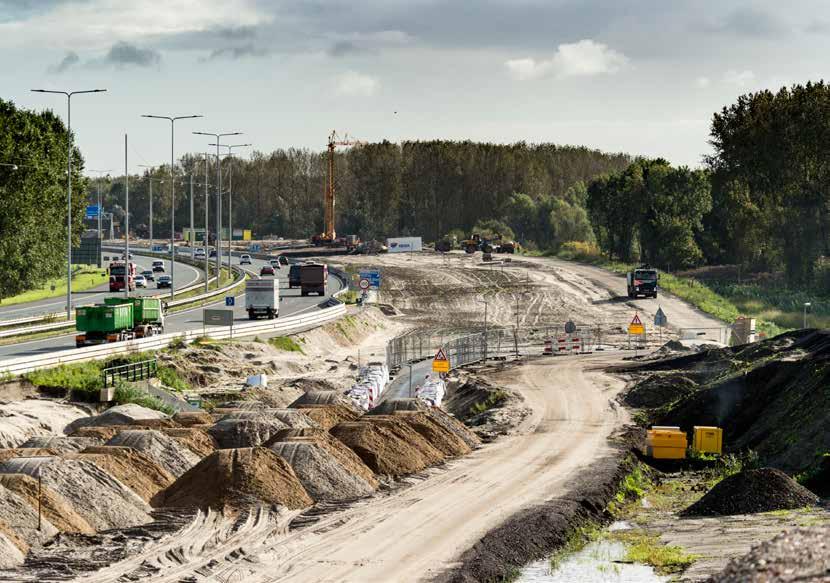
[1,0,828,173]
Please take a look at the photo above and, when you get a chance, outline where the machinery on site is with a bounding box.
[245,278,279,319]
[626,265,659,298]
[311,131,364,247]
[75,297,164,347]
[300,263,328,296]
[108,260,136,292]
[642,425,723,460]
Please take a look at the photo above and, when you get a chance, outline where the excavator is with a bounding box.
[311,130,363,249]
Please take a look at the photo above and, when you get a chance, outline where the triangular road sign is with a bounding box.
[434,348,448,362]
[631,314,643,325]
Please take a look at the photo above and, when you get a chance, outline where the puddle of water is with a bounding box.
[516,523,669,583]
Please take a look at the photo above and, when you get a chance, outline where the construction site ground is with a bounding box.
[0,250,822,582]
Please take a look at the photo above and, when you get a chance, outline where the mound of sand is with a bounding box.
[0,399,89,449]
[272,433,379,487]
[128,418,179,429]
[20,435,102,452]
[269,441,377,502]
[292,404,360,430]
[69,426,120,441]
[208,418,288,448]
[0,527,24,568]
[331,421,438,476]
[361,416,446,465]
[161,447,313,511]
[423,408,481,450]
[0,474,94,534]
[172,411,214,427]
[390,411,472,457]
[0,456,151,531]
[366,398,426,415]
[161,428,217,457]
[215,400,266,410]
[66,404,168,433]
[683,468,819,516]
[219,409,318,429]
[289,390,353,408]
[0,482,58,551]
[72,446,175,505]
[0,448,60,463]
[106,430,200,477]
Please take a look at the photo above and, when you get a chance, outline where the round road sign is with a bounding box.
[359,278,370,290]
[564,320,577,334]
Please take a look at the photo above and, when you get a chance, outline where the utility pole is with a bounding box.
[204,153,209,292]
[189,172,194,259]
[124,134,130,296]
[208,142,249,271]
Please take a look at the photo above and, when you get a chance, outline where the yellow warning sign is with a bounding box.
[432,347,450,373]
[628,313,645,335]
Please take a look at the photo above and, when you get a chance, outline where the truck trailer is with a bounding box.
[245,278,279,319]
[300,263,328,296]
[75,297,165,347]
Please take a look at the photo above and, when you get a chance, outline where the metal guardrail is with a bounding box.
[102,358,157,388]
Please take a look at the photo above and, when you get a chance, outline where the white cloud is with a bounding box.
[335,71,380,96]
[505,39,628,81]
[723,70,756,88]
[695,76,711,88]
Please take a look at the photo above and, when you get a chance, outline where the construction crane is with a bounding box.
[313,130,364,246]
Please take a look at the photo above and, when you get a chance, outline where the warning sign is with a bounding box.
[628,313,645,336]
[432,347,450,373]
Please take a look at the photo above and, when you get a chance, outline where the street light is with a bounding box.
[142,114,203,298]
[138,165,164,248]
[88,169,112,241]
[31,88,106,319]
[193,131,241,277]
[804,302,812,329]
[209,143,250,270]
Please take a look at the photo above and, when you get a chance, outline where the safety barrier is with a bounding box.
[102,358,157,388]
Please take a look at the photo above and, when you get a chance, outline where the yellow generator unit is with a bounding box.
[692,426,723,455]
[644,426,687,459]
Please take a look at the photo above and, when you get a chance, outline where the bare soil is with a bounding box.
[0,473,95,535]
[105,430,200,478]
[71,446,175,505]
[160,427,218,457]
[291,403,360,429]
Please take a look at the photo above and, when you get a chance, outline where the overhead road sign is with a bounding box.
[628,313,645,335]
[432,347,450,373]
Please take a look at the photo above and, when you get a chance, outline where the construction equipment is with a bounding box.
[312,130,364,246]
[643,426,687,459]
[692,426,723,454]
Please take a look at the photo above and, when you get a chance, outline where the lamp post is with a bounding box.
[142,114,202,298]
[88,169,112,241]
[209,143,250,270]
[31,88,106,318]
[804,302,812,329]
[477,297,489,363]
[193,131,241,277]
[138,165,164,249]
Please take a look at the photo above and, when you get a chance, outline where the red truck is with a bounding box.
[109,260,136,292]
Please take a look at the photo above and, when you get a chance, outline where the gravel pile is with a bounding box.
[72,446,175,504]
[361,416,447,465]
[366,398,426,415]
[683,468,819,516]
[127,418,179,429]
[711,526,830,582]
[0,482,58,551]
[160,447,313,511]
[289,390,353,408]
[331,421,439,476]
[66,404,168,433]
[105,430,200,478]
[292,404,360,430]
[423,408,481,450]
[0,528,24,568]
[0,448,60,463]
[20,435,102,452]
[172,411,214,427]
[267,429,378,486]
[0,399,89,449]
[161,427,218,457]
[219,409,318,429]
[0,456,152,531]
[208,417,289,448]
[0,474,94,534]
[391,411,472,457]
[269,441,377,502]
[68,426,120,441]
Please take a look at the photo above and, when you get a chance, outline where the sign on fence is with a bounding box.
[432,347,450,373]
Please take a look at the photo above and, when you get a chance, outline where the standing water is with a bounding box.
[516,523,669,583]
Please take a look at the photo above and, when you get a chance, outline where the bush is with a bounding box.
[113,381,175,415]
[157,366,190,392]
[267,336,304,353]
[25,362,102,399]
[557,241,604,262]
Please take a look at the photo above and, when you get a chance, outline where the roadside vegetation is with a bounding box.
[267,336,304,353]
[0,266,108,308]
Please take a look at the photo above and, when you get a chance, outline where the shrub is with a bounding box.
[267,336,304,353]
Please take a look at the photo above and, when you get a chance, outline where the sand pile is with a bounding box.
[72,446,175,504]
[390,411,472,457]
[160,447,313,511]
[272,432,379,487]
[0,448,59,463]
[0,474,94,534]
[215,400,266,410]
[21,435,102,452]
[0,399,89,449]
[208,417,288,448]
[292,404,360,430]
[0,482,58,551]
[331,421,438,476]
[269,441,377,502]
[161,428,218,457]
[106,430,200,478]
[423,408,481,450]
[0,456,151,531]
[0,526,24,568]
[69,426,120,441]
[289,390,353,408]
[367,398,426,415]
[361,416,446,465]
[66,403,168,433]
[683,468,819,516]
[220,409,318,429]
[128,418,179,429]
[173,411,214,427]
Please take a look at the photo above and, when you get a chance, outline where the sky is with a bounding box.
[1,0,829,173]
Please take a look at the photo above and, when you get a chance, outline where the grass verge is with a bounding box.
[0,266,108,308]
[610,530,698,574]
[113,381,175,415]
[267,335,304,353]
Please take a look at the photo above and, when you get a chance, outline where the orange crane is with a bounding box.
[314,130,364,245]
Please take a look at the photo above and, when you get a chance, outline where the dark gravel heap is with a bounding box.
[710,526,830,582]
[683,468,818,517]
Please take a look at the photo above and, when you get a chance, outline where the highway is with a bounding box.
[0,252,203,321]
[0,250,345,361]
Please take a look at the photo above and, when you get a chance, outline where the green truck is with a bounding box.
[75,297,165,347]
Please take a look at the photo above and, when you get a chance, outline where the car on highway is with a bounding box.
[288,264,302,288]
[194,248,206,259]
[269,258,281,269]
[141,269,154,282]
[152,260,165,272]
[156,275,172,288]
[240,254,252,265]
[276,255,289,266]
[122,253,133,260]
[260,265,275,276]
[134,274,147,288]
[209,248,217,258]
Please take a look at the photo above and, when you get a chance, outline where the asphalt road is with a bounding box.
[0,252,203,321]
[0,250,345,361]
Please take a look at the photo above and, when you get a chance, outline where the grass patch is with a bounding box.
[610,530,698,574]
[548,521,604,571]
[469,389,510,415]
[113,381,175,415]
[267,335,304,353]
[25,361,102,398]
[0,266,108,307]
[339,290,360,304]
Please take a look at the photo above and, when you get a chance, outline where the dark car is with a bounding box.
[152,260,165,273]
[288,264,302,288]
[260,265,275,276]
[156,275,172,288]
[276,255,289,266]
[209,248,217,258]
[141,269,154,282]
